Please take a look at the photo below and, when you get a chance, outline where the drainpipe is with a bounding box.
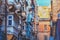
[5,0,7,40]
[50,0,53,36]
[50,0,54,40]
[34,0,38,40]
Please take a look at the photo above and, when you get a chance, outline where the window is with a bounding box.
[8,16,12,19]
[8,15,13,19]
[7,15,13,26]
[44,25,47,30]
[8,20,12,26]
[44,35,48,40]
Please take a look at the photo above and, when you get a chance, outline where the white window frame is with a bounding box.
[7,15,13,26]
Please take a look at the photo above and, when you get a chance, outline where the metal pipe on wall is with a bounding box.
[5,0,7,40]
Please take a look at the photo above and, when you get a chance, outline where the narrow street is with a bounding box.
[0,0,60,40]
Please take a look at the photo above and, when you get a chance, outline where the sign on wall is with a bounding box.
[36,0,51,20]
[37,6,51,20]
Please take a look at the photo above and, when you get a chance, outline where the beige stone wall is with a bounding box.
[52,0,60,21]
[37,32,50,40]
[37,21,50,40]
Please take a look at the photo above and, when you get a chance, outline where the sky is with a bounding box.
[36,0,51,6]
[8,0,14,4]
[8,0,51,6]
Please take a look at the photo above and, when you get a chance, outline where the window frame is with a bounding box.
[7,15,13,26]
